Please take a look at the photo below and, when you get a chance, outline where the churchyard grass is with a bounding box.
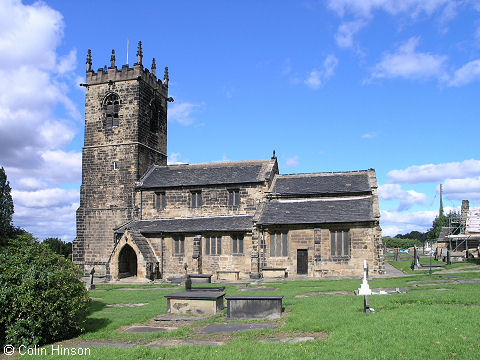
[17,270,480,359]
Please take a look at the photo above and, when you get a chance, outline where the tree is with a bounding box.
[426,213,447,241]
[0,232,89,347]
[43,237,73,259]
[0,167,14,245]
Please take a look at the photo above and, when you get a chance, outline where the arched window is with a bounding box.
[149,98,159,132]
[103,93,120,129]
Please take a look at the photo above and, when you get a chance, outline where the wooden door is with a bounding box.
[297,249,308,275]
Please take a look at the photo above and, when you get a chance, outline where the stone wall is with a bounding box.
[140,183,267,219]
[261,223,382,277]
[144,232,253,279]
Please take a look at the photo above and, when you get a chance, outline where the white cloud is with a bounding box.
[361,132,377,139]
[448,59,480,87]
[335,20,366,48]
[387,159,480,184]
[305,54,338,89]
[0,0,81,241]
[167,152,188,165]
[369,37,448,81]
[326,0,456,19]
[378,184,428,210]
[168,101,203,125]
[12,188,78,208]
[285,155,299,168]
[443,177,480,201]
[380,209,437,236]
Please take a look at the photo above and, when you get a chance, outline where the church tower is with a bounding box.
[73,42,171,278]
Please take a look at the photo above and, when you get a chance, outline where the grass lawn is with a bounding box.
[22,270,480,359]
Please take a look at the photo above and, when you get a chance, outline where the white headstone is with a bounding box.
[357,260,371,295]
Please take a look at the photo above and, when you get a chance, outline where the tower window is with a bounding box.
[113,161,118,170]
[149,100,160,132]
[103,93,120,129]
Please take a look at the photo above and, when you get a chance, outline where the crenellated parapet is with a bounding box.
[85,41,168,93]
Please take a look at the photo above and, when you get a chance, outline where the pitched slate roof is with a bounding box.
[257,197,375,225]
[116,215,254,234]
[137,159,276,189]
[129,230,158,261]
[270,171,372,195]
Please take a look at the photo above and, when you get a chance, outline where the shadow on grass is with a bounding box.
[84,300,112,333]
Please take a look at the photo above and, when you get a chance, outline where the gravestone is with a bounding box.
[356,260,371,295]
[412,246,421,270]
[86,267,95,290]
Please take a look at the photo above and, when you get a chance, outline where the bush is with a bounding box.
[383,236,422,249]
[0,233,89,348]
[43,237,73,259]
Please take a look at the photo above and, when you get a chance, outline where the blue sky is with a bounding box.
[1,0,480,241]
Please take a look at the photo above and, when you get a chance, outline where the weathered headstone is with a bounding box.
[412,246,421,270]
[86,267,95,290]
[185,276,192,291]
[357,260,371,295]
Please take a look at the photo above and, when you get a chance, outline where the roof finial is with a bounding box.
[86,49,92,72]
[110,49,116,68]
[164,66,169,86]
[151,58,156,76]
[272,150,276,159]
[136,40,143,65]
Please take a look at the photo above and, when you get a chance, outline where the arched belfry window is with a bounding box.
[149,98,160,133]
[103,93,120,129]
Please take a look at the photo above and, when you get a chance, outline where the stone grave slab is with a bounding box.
[201,322,275,334]
[239,286,278,292]
[261,336,315,343]
[105,303,148,308]
[165,291,224,315]
[74,342,135,349]
[148,339,224,348]
[226,295,283,320]
[124,326,174,333]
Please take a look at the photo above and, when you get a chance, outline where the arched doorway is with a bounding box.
[118,244,137,278]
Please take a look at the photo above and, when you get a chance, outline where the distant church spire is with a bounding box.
[136,41,143,65]
[86,49,92,72]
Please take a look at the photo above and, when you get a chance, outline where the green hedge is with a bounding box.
[0,234,89,347]
[382,236,422,249]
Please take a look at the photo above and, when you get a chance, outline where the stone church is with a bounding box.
[72,43,384,281]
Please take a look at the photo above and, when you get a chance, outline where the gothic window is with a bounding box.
[103,93,120,129]
[205,235,221,255]
[270,231,288,257]
[150,102,159,132]
[232,234,244,254]
[330,230,350,258]
[228,189,240,207]
[173,235,184,255]
[191,191,202,208]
